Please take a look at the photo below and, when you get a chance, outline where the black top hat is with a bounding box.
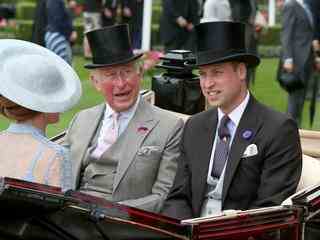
[188,21,260,68]
[84,24,143,69]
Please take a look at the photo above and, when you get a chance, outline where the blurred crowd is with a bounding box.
[0,0,316,125]
[28,0,267,67]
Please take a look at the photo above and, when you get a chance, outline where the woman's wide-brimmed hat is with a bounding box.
[0,39,82,113]
[186,21,260,68]
[84,24,143,69]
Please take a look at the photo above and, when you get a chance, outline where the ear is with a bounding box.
[137,64,144,78]
[90,72,101,91]
[238,63,247,82]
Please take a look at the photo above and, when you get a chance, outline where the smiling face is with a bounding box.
[90,61,142,112]
[199,61,248,114]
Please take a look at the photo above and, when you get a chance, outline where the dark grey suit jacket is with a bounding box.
[161,96,302,219]
[280,0,314,82]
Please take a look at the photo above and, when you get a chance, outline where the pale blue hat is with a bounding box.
[0,39,82,113]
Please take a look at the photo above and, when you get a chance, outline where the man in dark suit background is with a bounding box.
[161,21,302,219]
[229,0,258,83]
[160,0,199,52]
[121,0,143,49]
[279,0,315,126]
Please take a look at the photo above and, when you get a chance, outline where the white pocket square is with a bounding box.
[137,146,161,156]
[242,144,258,158]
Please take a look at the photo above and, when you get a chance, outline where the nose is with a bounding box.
[114,73,127,87]
[201,77,215,89]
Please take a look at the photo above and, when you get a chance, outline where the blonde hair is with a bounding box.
[0,95,40,121]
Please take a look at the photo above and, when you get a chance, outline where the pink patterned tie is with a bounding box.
[91,112,120,159]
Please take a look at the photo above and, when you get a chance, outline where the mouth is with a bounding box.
[207,90,221,97]
[114,90,131,99]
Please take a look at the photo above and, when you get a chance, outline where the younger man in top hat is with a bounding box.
[161,21,302,219]
[62,24,184,213]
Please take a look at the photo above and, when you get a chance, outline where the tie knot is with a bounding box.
[218,115,230,140]
[112,112,120,120]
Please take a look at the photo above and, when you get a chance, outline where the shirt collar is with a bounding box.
[104,94,141,119]
[217,91,250,128]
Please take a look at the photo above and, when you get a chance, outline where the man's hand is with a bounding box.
[186,22,194,31]
[176,16,187,28]
[313,40,320,52]
[123,7,132,17]
[69,31,78,43]
[315,57,320,72]
[283,61,294,73]
[313,40,320,72]
[104,7,113,18]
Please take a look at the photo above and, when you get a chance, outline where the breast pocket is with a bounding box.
[238,154,262,180]
[137,146,162,156]
[133,146,163,179]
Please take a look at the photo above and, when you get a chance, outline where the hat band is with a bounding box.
[197,48,247,65]
[93,52,134,65]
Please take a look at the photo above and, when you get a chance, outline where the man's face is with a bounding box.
[91,61,142,112]
[199,62,247,114]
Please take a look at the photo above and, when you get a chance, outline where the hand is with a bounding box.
[313,40,320,53]
[186,22,194,31]
[176,16,187,28]
[123,7,132,17]
[283,62,294,73]
[68,0,77,9]
[255,24,263,33]
[104,8,113,18]
[69,31,77,43]
[315,57,320,72]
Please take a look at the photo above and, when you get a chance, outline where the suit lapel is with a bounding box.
[222,97,262,203]
[113,100,158,191]
[196,109,218,200]
[73,104,105,186]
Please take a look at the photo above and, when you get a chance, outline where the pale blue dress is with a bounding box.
[3,123,73,191]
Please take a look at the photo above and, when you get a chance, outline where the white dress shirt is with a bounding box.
[201,91,250,217]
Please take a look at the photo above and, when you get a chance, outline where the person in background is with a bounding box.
[102,0,118,27]
[279,0,316,126]
[161,21,302,219]
[82,0,117,58]
[160,0,200,52]
[122,0,143,49]
[229,0,259,84]
[0,39,82,192]
[31,0,48,46]
[62,24,184,213]
[202,0,232,22]
[45,0,78,65]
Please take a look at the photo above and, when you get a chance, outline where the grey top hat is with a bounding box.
[0,39,82,113]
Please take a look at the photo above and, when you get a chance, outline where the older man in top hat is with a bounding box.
[62,24,184,213]
[161,21,302,219]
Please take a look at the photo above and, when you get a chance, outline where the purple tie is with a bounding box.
[211,115,231,178]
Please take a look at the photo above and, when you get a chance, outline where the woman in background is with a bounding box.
[45,0,78,65]
[0,39,82,191]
